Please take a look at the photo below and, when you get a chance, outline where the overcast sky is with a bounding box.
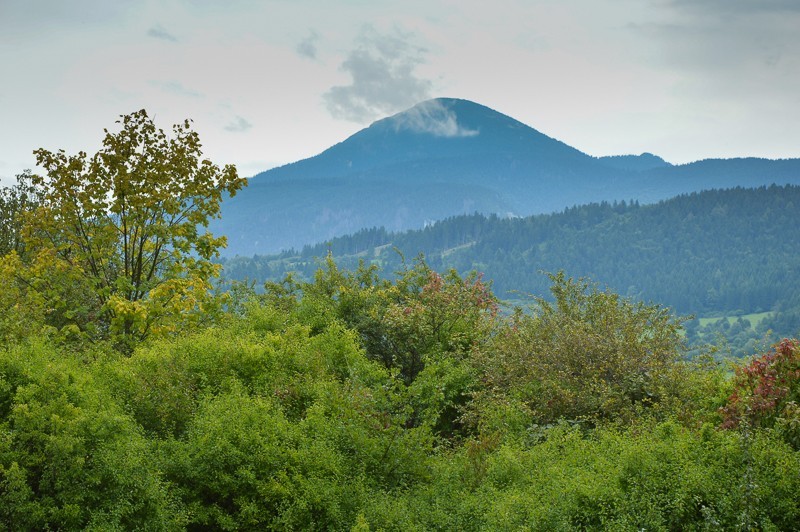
[1,0,799,185]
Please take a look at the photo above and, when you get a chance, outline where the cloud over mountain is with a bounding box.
[323,26,432,123]
[392,100,478,138]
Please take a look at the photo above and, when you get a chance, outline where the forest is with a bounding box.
[2,112,800,530]
[221,185,800,359]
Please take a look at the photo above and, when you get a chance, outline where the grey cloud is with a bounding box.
[663,0,800,13]
[147,24,177,42]
[296,30,319,60]
[632,3,800,71]
[323,27,432,123]
[628,0,800,117]
[224,116,253,133]
[149,80,202,97]
[393,100,478,138]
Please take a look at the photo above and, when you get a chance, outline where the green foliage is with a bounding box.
[289,256,497,382]
[97,303,435,528]
[162,386,357,530]
[0,253,48,345]
[17,110,246,351]
[0,173,49,345]
[471,272,687,430]
[721,338,800,447]
[0,170,40,258]
[0,341,181,529]
[356,420,800,530]
[271,256,497,439]
[2,254,798,529]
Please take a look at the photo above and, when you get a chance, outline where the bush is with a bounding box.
[721,338,800,448]
[0,341,181,529]
[471,272,687,431]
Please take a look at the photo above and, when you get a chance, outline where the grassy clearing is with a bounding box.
[698,311,773,328]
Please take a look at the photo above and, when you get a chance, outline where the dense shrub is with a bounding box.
[1,265,797,530]
[358,420,800,530]
[721,338,800,447]
[0,341,181,529]
[469,273,688,432]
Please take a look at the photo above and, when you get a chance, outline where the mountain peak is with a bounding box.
[373,97,550,141]
[323,97,591,170]
[253,98,586,182]
[378,98,481,138]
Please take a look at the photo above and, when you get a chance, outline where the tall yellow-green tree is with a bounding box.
[0,170,40,258]
[0,171,44,343]
[16,109,246,349]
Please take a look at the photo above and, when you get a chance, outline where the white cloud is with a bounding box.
[392,100,478,137]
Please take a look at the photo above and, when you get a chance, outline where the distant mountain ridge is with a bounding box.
[213,98,800,255]
[597,153,671,171]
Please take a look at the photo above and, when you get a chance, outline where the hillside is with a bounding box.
[221,185,800,316]
[213,98,800,255]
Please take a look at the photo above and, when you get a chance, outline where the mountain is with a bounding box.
[213,98,800,256]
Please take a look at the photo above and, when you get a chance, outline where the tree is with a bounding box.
[471,272,687,430]
[291,256,497,385]
[0,171,46,343]
[256,256,498,437]
[19,109,246,349]
[720,338,800,448]
[0,170,40,257]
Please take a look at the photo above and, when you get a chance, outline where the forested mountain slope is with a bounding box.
[222,185,800,318]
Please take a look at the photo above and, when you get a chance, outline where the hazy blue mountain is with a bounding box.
[213,98,800,256]
[597,153,671,171]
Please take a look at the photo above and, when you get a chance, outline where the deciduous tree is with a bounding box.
[721,338,800,448]
[0,170,40,257]
[20,110,246,349]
